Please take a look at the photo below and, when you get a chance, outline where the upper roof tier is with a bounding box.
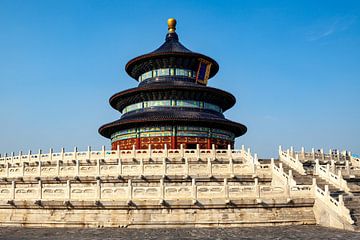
[125,18,219,82]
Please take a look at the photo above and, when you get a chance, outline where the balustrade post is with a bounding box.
[285,183,291,201]
[207,158,212,178]
[331,159,335,172]
[27,150,31,163]
[6,162,9,178]
[18,151,22,164]
[329,149,333,160]
[321,149,324,160]
[252,154,257,174]
[49,148,53,162]
[338,170,343,184]
[21,162,25,177]
[286,149,290,157]
[312,178,317,188]
[180,144,184,158]
[196,144,200,160]
[163,158,167,177]
[254,178,260,201]
[10,152,14,165]
[290,146,294,157]
[66,180,71,200]
[227,144,231,158]
[38,149,42,162]
[140,159,144,176]
[288,170,294,186]
[247,148,251,160]
[127,179,132,202]
[278,145,282,155]
[76,159,80,177]
[164,144,168,159]
[38,161,42,177]
[279,163,283,173]
[11,181,16,200]
[102,145,106,160]
[270,158,274,167]
[74,147,78,161]
[61,148,65,162]
[56,158,60,176]
[185,157,189,177]
[87,146,91,161]
[324,185,329,196]
[345,160,350,175]
[118,159,122,176]
[337,149,340,161]
[229,158,234,178]
[314,159,320,175]
[117,145,121,160]
[38,180,42,200]
[160,178,164,201]
[339,194,344,206]
[148,144,152,160]
[326,164,330,178]
[312,148,315,160]
[301,147,305,159]
[96,159,100,177]
[212,144,216,159]
[224,178,229,202]
[192,178,197,204]
[96,179,101,200]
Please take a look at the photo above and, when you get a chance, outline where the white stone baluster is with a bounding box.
[87,146,91,161]
[207,158,212,177]
[118,159,122,176]
[192,178,197,204]
[96,179,101,200]
[38,180,42,200]
[229,158,234,178]
[66,180,71,200]
[196,144,200,160]
[11,181,16,200]
[127,179,132,203]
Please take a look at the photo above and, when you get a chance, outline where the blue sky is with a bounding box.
[0,0,359,157]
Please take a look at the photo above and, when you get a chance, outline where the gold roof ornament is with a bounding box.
[167,18,177,33]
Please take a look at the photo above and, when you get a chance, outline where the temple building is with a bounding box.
[99,18,247,150]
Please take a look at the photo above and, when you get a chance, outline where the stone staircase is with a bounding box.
[272,158,360,230]
[344,178,360,230]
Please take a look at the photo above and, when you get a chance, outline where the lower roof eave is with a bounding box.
[98,118,247,139]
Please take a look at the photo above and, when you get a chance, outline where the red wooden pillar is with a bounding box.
[171,136,176,149]
[207,138,212,149]
[136,138,140,149]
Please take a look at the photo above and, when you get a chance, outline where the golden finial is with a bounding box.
[167,18,177,33]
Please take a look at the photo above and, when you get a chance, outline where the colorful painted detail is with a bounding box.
[138,68,196,82]
[110,126,235,143]
[122,100,222,114]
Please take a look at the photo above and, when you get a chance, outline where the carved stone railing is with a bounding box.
[0,178,313,204]
[278,146,306,175]
[314,184,354,225]
[0,145,255,165]
[271,158,297,187]
[0,159,271,179]
[314,160,350,192]
[285,146,350,162]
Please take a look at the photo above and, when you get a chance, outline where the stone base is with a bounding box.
[0,199,316,228]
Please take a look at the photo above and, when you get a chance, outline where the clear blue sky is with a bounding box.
[0,0,359,157]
